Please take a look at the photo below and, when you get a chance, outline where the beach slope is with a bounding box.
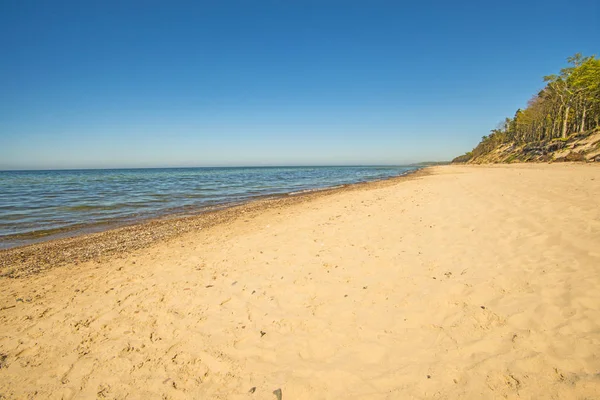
[1,164,599,399]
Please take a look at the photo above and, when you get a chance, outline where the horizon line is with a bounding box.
[0,162,447,173]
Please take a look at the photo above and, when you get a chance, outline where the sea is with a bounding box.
[0,166,418,249]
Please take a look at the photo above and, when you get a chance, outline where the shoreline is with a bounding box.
[0,167,428,278]
[0,167,421,250]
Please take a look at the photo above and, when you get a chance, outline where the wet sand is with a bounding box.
[1,164,599,399]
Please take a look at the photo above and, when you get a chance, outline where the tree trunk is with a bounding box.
[554,104,563,138]
[562,105,570,139]
[580,105,587,133]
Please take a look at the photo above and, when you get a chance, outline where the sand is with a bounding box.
[1,164,599,399]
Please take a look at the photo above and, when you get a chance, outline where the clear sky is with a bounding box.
[1,0,598,169]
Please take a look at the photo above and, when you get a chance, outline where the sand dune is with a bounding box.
[1,164,599,399]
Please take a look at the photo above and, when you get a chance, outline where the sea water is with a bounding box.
[0,166,418,248]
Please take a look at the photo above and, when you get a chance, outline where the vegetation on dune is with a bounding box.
[454,54,600,163]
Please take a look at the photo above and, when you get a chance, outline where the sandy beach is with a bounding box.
[1,164,599,399]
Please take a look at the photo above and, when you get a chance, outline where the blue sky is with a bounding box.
[1,0,598,169]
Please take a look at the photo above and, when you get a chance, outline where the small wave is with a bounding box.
[59,204,125,212]
[58,202,161,212]
[0,223,87,240]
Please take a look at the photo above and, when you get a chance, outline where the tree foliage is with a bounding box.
[454,54,600,162]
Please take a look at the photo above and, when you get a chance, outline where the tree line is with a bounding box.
[454,53,600,162]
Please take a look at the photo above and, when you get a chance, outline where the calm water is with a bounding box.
[0,166,418,249]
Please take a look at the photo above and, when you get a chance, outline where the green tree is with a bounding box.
[453,53,600,163]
